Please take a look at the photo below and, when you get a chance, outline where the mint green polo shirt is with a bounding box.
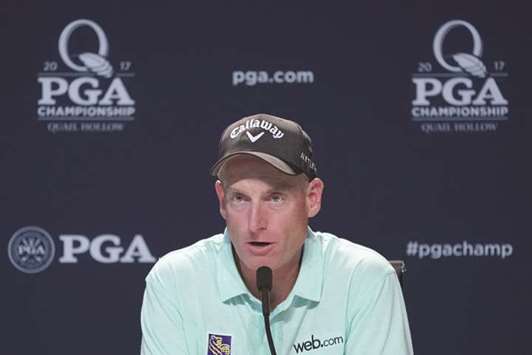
[140,229,413,355]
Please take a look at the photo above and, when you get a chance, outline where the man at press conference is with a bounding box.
[140,113,413,355]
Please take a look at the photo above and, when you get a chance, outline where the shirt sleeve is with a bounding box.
[140,265,189,355]
[345,271,414,355]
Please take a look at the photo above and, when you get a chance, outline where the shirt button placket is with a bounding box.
[257,311,270,355]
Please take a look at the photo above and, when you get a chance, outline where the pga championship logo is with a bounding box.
[411,20,509,133]
[7,226,156,274]
[37,19,135,133]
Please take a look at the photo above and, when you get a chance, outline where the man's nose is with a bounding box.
[248,202,267,233]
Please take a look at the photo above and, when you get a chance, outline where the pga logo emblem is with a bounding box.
[38,19,134,106]
[8,227,156,273]
[412,20,508,107]
[36,18,135,133]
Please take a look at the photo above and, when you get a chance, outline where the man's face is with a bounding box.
[215,155,323,275]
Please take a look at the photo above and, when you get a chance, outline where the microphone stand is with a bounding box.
[257,266,277,355]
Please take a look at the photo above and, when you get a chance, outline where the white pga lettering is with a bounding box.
[38,77,135,106]
[58,234,156,263]
[412,77,508,106]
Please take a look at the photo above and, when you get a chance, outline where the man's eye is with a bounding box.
[231,194,245,203]
[270,194,284,203]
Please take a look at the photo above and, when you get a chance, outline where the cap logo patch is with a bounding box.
[230,118,284,140]
[246,131,264,143]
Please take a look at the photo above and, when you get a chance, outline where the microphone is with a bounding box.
[257,266,277,355]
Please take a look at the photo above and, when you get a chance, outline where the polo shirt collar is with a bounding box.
[290,227,323,303]
[215,228,324,304]
[216,230,249,302]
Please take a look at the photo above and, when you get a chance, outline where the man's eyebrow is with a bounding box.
[224,181,297,195]
[224,187,243,195]
[268,181,298,191]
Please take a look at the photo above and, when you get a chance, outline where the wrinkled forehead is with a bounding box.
[219,155,305,190]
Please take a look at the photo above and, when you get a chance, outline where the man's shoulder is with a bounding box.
[313,231,395,278]
[146,233,225,280]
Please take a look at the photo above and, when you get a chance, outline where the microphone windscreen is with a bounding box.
[256,266,273,292]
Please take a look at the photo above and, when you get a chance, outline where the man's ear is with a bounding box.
[306,177,324,218]
[215,180,227,220]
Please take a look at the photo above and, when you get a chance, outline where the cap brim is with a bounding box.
[210,151,297,178]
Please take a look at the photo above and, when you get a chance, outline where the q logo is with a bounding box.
[8,226,56,274]
[58,19,114,78]
[433,20,486,78]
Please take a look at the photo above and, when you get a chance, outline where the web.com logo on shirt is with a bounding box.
[293,334,344,353]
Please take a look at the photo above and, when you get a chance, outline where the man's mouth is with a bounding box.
[246,241,275,255]
[249,242,272,247]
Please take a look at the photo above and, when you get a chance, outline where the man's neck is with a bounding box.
[234,247,303,310]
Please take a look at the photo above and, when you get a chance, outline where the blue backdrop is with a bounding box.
[2,1,531,354]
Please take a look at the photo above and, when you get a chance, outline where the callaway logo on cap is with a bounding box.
[210,113,318,179]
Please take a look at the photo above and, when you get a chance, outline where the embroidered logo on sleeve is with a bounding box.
[207,334,232,355]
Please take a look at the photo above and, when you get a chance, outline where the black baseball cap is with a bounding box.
[210,113,318,180]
